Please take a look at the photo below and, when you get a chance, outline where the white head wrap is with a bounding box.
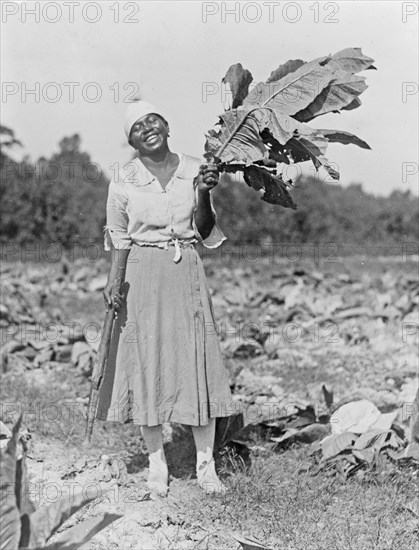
[124,100,164,139]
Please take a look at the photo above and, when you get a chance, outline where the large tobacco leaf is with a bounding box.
[209,108,270,163]
[0,417,122,550]
[266,59,306,83]
[294,48,375,121]
[294,72,368,122]
[50,514,122,549]
[243,165,297,209]
[0,417,22,550]
[288,136,339,180]
[222,63,253,109]
[24,491,98,549]
[210,107,338,180]
[205,47,374,208]
[243,56,337,116]
[316,129,371,150]
[328,47,376,73]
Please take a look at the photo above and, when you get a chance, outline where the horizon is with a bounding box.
[2,1,418,197]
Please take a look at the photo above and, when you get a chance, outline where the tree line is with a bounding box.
[1,129,417,257]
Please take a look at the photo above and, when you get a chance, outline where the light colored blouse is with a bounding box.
[104,153,226,262]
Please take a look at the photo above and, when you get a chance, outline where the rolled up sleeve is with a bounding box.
[104,181,132,251]
[192,187,227,249]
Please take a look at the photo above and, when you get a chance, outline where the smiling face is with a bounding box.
[129,113,170,156]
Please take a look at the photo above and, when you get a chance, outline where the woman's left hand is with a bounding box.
[196,163,220,192]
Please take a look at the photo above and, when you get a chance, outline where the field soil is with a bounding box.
[1,251,418,549]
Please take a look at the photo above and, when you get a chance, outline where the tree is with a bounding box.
[0,125,23,166]
[0,132,108,251]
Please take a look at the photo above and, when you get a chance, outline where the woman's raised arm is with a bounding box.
[194,164,219,239]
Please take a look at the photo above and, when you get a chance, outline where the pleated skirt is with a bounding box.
[95,243,237,426]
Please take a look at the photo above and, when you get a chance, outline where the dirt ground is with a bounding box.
[1,252,418,549]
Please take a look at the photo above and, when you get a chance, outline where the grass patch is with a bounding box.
[183,449,418,549]
[0,367,142,453]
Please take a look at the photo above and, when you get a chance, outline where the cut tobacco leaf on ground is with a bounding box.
[330,400,396,434]
[322,385,334,410]
[272,424,331,450]
[1,255,418,548]
[231,532,274,550]
[321,432,357,461]
[49,513,123,550]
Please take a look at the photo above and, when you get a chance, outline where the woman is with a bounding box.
[96,100,237,497]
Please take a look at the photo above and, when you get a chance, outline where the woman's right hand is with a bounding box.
[103,282,125,312]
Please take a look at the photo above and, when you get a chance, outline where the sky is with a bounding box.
[1,0,418,196]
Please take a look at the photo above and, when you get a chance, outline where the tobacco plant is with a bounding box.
[0,417,121,550]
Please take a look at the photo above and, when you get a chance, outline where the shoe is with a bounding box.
[197,459,227,495]
[146,452,168,498]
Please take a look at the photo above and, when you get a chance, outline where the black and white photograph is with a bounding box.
[1,1,418,548]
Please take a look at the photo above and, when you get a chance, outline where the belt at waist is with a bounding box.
[132,238,197,263]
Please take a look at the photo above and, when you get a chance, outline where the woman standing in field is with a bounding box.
[96,100,236,497]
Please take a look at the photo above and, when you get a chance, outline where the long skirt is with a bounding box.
[96,243,237,426]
